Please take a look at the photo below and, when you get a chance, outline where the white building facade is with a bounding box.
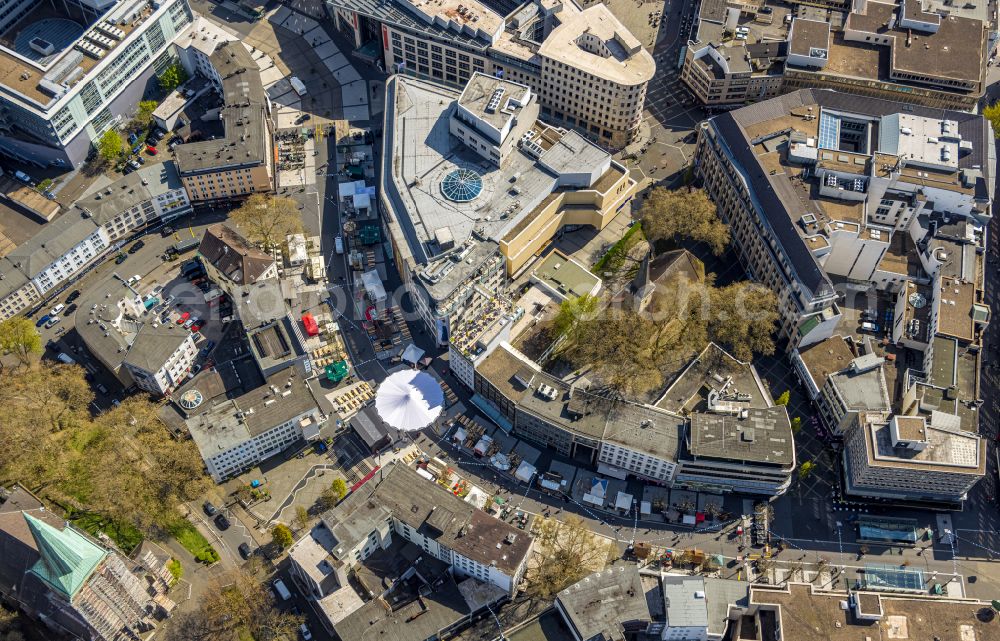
[0,0,195,168]
[122,334,198,396]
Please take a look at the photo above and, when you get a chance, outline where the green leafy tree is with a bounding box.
[129,100,159,130]
[984,102,1000,138]
[640,187,730,255]
[552,294,598,338]
[0,317,42,367]
[158,63,188,93]
[96,129,124,162]
[331,478,348,501]
[798,460,815,479]
[791,416,802,434]
[271,523,293,549]
[775,390,791,406]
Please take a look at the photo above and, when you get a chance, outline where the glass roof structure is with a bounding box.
[441,169,483,202]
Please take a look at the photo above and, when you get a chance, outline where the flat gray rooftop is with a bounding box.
[688,407,794,467]
[385,76,557,265]
[458,73,531,132]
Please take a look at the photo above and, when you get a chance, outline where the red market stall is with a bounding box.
[301,313,319,336]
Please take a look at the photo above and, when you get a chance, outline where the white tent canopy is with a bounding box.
[374,370,444,431]
[515,460,537,483]
[402,343,425,365]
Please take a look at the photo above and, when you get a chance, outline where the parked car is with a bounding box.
[49,303,65,316]
[203,501,218,516]
[45,316,61,329]
[115,253,128,264]
[63,303,77,316]
[126,274,141,286]
[146,145,158,155]
[168,135,183,146]
[272,580,292,601]
[66,290,81,303]
[177,312,191,324]
[162,225,175,237]
[96,383,109,395]
[128,240,145,254]
[188,364,202,378]
[190,325,201,333]
[214,514,230,530]
[860,321,880,333]
[299,624,312,640]
[238,543,251,559]
[183,318,195,330]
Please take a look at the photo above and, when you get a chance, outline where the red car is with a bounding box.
[176,312,190,324]
[147,145,157,155]
[190,325,201,333]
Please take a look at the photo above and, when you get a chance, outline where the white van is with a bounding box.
[335,235,344,254]
[272,579,292,601]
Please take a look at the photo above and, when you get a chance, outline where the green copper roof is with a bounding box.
[24,512,106,599]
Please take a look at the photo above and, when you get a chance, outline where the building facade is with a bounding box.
[185,371,325,482]
[174,41,274,203]
[0,0,194,168]
[382,73,636,345]
[0,487,174,641]
[121,326,198,396]
[681,2,990,112]
[329,0,654,148]
[289,463,533,601]
[842,412,985,504]
[0,163,191,321]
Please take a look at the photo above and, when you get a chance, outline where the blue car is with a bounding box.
[35,314,51,328]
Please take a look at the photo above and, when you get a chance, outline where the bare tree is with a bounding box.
[526,516,618,599]
[229,194,304,249]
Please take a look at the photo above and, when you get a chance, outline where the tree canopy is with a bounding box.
[271,523,293,548]
[0,363,210,534]
[0,318,41,367]
[640,187,730,255]
[162,565,303,641]
[229,194,304,248]
[984,102,1000,138]
[552,294,598,338]
[129,100,159,130]
[707,281,779,362]
[158,63,188,93]
[97,129,124,162]
[526,515,618,599]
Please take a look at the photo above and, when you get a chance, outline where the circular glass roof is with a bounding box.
[441,169,483,202]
